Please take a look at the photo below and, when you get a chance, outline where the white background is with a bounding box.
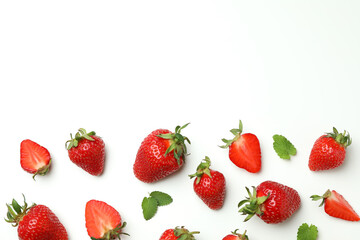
[1,0,360,239]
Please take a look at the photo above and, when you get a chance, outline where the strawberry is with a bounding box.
[220,120,261,173]
[308,127,351,171]
[311,189,360,221]
[20,139,51,179]
[222,229,249,240]
[133,123,190,183]
[85,200,128,239]
[189,156,226,210]
[5,195,68,240]
[66,128,105,176]
[159,226,199,240]
[238,181,301,224]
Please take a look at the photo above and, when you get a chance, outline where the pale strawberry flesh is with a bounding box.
[229,133,261,173]
[20,139,51,173]
[325,190,360,221]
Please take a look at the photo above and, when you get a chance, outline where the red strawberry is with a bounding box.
[189,156,226,210]
[133,123,190,183]
[220,120,261,173]
[85,200,128,239]
[20,139,51,179]
[66,128,105,176]
[238,181,301,224]
[308,127,351,171]
[159,226,199,240]
[311,189,360,221]
[222,229,249,240]
[5,195,68,240]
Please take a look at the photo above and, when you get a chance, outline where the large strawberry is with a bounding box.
[238,181,301,224]
[220,120,261,173]
[20,139,51,179]
[5,195,68,240]
[85,199,128,239]
[133,123,190,183]
[222,229,249,240]
[311,189,360,221]
[159,226,199,240]
[189,156,226,210]
[308,127,351,171]
[66,128,105,176]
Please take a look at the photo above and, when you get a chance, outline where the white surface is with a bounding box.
[1,1,360,239]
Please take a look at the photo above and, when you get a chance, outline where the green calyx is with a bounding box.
[90,222,129,240]
[189,156,212,185]
[220,120,243,149]
[5,194,35,227]
[238,186,270,222]
[326,127,351,148]
[231,229,249,240]
[173,226,200,240]
[32,159,52,181]
[157,123,191,164]
[310,189,332,207]
[65,128,96,150]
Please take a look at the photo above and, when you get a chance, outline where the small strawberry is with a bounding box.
[85,200,128,239]
[308,127,351,171]
[5,195,68,240]
[220,120,261,173]
[20,139,51,179]
[133,123,190,183]
[66,128,105,176]
[311,189,360,221]
[222,229,249,240]
[189,156,226,210]
[159,226,199,240]
[238,181,301,224]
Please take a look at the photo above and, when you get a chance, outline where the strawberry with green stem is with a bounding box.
[159,226,199,240]
[222,229,249,240]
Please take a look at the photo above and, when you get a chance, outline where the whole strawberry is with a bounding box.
[159,226,199,240]
[85,199,128,239]
[133,123,190,183]
[223,229,249,240]
[5,195,68,240]
[66,128,105,176]
[311,189,360,221]
[189,156,226,210]
[20,139,51,179]
[308,127,351,171]
[238,181,301,224]
[220,120,261,173]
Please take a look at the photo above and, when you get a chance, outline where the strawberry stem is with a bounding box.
[219,120,244,149]
[5,194,35,227]
[65,128,96,150]
[189,156,212,184]
[238,186,270,222]
[326,127,351,148]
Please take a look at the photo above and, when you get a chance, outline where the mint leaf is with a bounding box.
[150,191,173,206]
[297,223,318,240]
[141,196,158,220]
[273,134,297,160]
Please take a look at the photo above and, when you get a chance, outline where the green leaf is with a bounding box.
[297,223,318,240]
[141,197,158,220]
[150,191,173,206]
[273,134,297,160]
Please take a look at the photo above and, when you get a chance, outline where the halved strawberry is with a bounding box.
[220,120,261,173]
[85,200,127,240]
[311,190,360,221]
[20,139,51,179]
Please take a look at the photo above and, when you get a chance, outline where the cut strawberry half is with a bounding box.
[85,200,128,240]
[311,190,360,221]
[20,139,51,179]
[220,120,261,173]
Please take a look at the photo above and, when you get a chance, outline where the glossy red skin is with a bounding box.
[193,169,226,210]
[324,190,360,221]
[159,229,178,240]
[309,135,346,171]
[222,234,240,240]
[134,129,184,183]
[68,136,105,176]
[20,139,51,173]
[256,181,301,224]
[229,133,261,173]
[18,205,68,240]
